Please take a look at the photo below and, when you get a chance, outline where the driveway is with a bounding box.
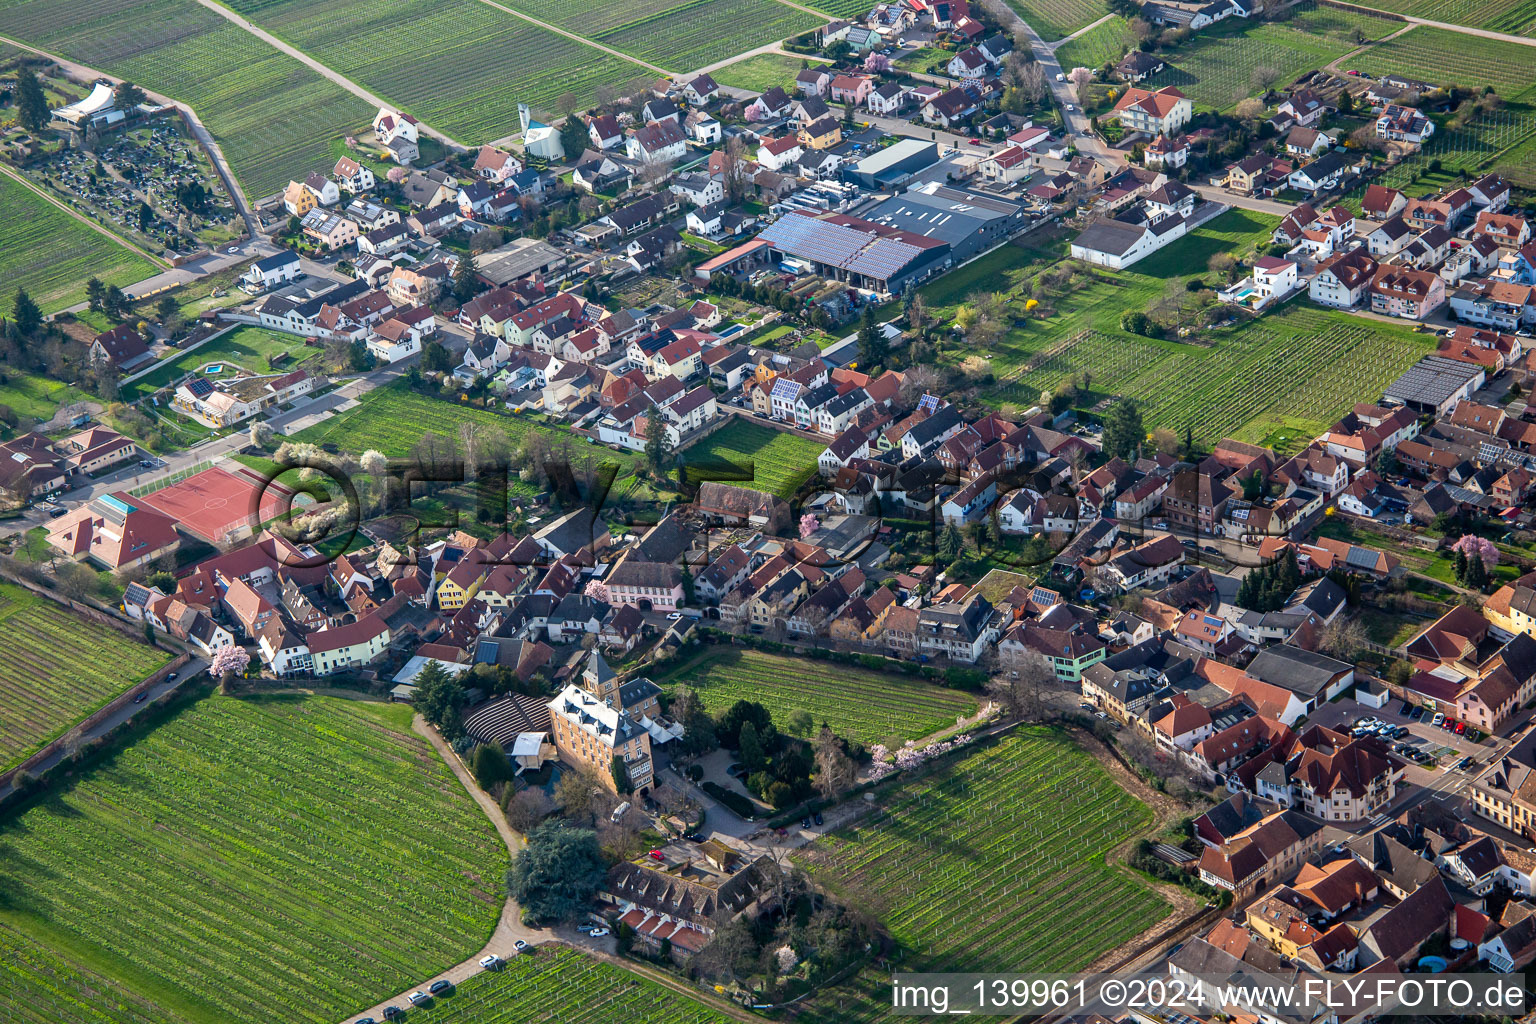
[1304,697,1504,767]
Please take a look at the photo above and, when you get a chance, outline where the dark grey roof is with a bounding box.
[1244,644,1351,697]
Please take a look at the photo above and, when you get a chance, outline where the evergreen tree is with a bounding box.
[506,822,606,924]
[1182,425,1196,460]
[937,521,964,563]
[453,251,483,302]
[103,284,127,319]
[738,719,766,774]
[1454,548,1469,585]
[115,81,146,108]
[85,277,105,312]
[559,117,589,160]
[856,305,886,368]
[643,404,672,478]
[1465,553,1488,590]
[14,67,47,132]
[10,288,40,338]
[1102,398,1144,461]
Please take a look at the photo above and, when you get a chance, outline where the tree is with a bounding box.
[1337,89,1354,114]
[54,562,98,601]
[1151,426,1179,455]
[411,661,466,740]
[14,67,47,132]
[643,404,672,478]
[503,787,553,833]
[1208,252,1239,284]
[856,305,886,368]
[209,644,250,679]
[103,284,128,319]
[812,725,855,799]
[1318,618,1367,662]
[937,521,964,563]
[155,294,179,324]
[453,251,482,302]
[137,201,154,234]
[738,719,767,774]
[85,278,105,312]
[672,686,718,756]
[1102,398,1144,461]
[610,753,633,794]
[988,651,1057,721]
[11,288,40,338]
[506,822,607,924]
[554,766,605,820]
[785,709,815,738]
[115,81,147,108]
[560,117,590,161]
[472,744,513,790]
[1234,97,1266,121]
[1068,66,1093,94]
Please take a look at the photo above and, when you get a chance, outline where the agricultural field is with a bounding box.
[655,648,979,746]
[1003,0,1108,42]
[1141,5,1398,110]
[395,947,730,1023]
[796,729,1167,1022]
[0,172,157,318]
[592,0,824,72]
[1351,25,1536,99]
[1349,0,1536,37]
[0,583,171,772]
[0,694,507,1024]
[1337,106,1536,205]
[217,0,652,139]
[677,418,823,499]
[712,52,814,93]
[1053,15,1136,74]
[122,325,321,401]
[805,0,873,15]
[0,0,375,198]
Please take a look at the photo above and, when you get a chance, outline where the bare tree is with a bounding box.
[987,651,1058,722]
[1319,617,1368,662]
[458,420,486,478]
[503,786,553,833]
[812,726,856,799]
[899,365,942,407]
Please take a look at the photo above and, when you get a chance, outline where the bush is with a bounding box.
[701,780,756,819]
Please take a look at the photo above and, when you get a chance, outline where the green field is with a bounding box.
[1352,25,1536,98]
[1003,0,1109,42]
[217,0,652,139]
[389,946,729,1023]
[0,370,96,427]
[591,0,824,72]
[0,694,507,1024]
[1054,15,1135,74]
[0,0,374,198]
[712,52,812,93]
[924,213,1434,446]
[1350,0,1536,36]
[1142,5,1398,110]
[1337,105,1536,203]
[0,173,157,318]
[796,729,1168,1022]
[122,325,321,401]
[0,583,171,772]
[805,0,871,15]
[678,418,823,499]
[655,648,979,746]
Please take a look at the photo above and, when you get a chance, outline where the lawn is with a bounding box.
[0,693,507,1024]
[391,946,730,1023]
[1351,25,1536,99]
[122,325,321,401]
[677,418,824,499]
[0,370,95,428]
[0,172,157,318]
[654,648,979,746]
[1141,5,1399,111]
[895,45,955,73]
[1347,0,1536,38]
[921,212,1434,447]
[0,583,170,772]
[1054,15,1136,73]
[1002,0,1109,42]
[0,0,375,198]
[795,728,1167,1022]
[712,52,812,93]
[218,0,653,139]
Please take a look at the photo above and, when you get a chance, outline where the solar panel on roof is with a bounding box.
[1344,547,1377,570]
[918,394,940,414]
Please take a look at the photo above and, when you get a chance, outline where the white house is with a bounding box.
[1218,256,1297,312]
[979,145,1032,183]
[241,250,301,292]
[1309,249,1379,308]
[332,157,375,194]
[627,121,687,164]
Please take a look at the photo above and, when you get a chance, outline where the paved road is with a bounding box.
[1049,13,1117,48]
[1188,183,1297,217]
[0,654,208,803]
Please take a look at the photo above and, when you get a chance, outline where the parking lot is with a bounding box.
[1307,697,1502,770]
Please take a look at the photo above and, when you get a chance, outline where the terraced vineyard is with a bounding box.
[1350,0,1536,37]
[0,695,507,1024]
[395,947,729,1023]
[1351,25,1536,98]
[1141,5,1397,110]
[0,0,374,198]
[1003,0,1108,41]
[796,729,1166,1022]
[0,583,171,772]
[679,419,824,499]
[655,648,979,745]
[0,173,157,317]
[593,0,824,71]
[995,308,1432,447]
[219,0,651,137]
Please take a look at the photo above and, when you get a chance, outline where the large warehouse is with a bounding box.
[755,210,951,295]
[862,183,1027,263]
[842,139,942,189]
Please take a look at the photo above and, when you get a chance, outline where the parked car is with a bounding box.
[166,672,178,682]
[1454,721,1467,735]
[429,981,452,996]
[1398,701,1412,715]
[726,763,745,777]
[590,928,610,938]
[407,992,429,1006]
[813,811,824,826]
[648,849,664,861]
[479,955,501,970]
[382,1008,404,1022]
[132,689,149,704]
[1442,717,1456,731]
[802,817,812,828]
[513,940,528,953]
[1410,706,1425,720]
[355,1018,376,1024]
